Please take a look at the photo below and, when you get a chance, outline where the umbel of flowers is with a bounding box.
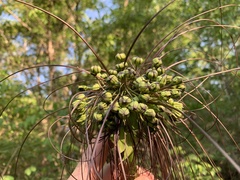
[72,53,185,160]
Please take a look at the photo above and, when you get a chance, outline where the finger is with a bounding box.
[68,138,110,180]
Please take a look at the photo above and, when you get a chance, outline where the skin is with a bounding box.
[68,139,154,180]
[68,139,110,180]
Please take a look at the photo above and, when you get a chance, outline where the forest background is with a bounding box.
[0,0,240,179]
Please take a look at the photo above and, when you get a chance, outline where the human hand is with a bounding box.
[68,138,154,180]
[134,166,154,180]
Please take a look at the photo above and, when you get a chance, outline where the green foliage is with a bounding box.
[2,175,14,180]
[24,166,36,176]
[173,146,222,180]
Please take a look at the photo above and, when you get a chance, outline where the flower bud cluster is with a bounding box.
[72,53,185,133]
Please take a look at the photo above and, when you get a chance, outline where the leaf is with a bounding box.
[2,175,14,180]
[24,166,37,176]
[117,128,134,161]
[118,127,126,153]
[123,132,134,161]
[117,138,126,154]
[123,143,133,161]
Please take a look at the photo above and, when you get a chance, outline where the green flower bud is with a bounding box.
[147,71,154,79]
[160,91,171,97]
[119,95,132,105]
[171,107,183,118]
[151,117,158,123]
[128,101,139,111]
[119,107,130,118]
[78,85,89,91]
[103,92,112,102]
[138,103,148,113]
[171,89,181,98]
[172,76,183,85]
[117,70,127,79]
[159,75,166,86]
[77,114,87,123]
[96,73,108,79]
[152,58,162,68]
[77,102,88,111]
[138,81,150,93]
[170,101,184,118]
[135,76,146,83]
[93,112,103,121]
[172,111,182,118]
[109,69,118,75]
[150,82,160,91]
[101,73,108,79]
[112,101,120,112]
[150,83,156,91]
[158,105,165,112]
[127,67,136,78]
[76,94,86,100]
[156,84,161,91]
[140,94,151,102]
[115,53,126,61]
[107,75,120,85]
[168,98,174,105]
[116,62,128,71]
[166,75,173,84]
[134,76,145,87]
[72,100,81,108]
[144,108,156,118]
[146,69,158,80]
[123,69,129,77]
[92,83,101,90]
[91,65,102,75]
[172,102,183,110]
[157,67,165,75]
[95,73,101,79]
[97,102,108,111]
[132,57,144,66]
[156,75,162,82]
[177,84,186,91]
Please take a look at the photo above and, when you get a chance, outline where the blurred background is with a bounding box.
[0,0,240,179]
